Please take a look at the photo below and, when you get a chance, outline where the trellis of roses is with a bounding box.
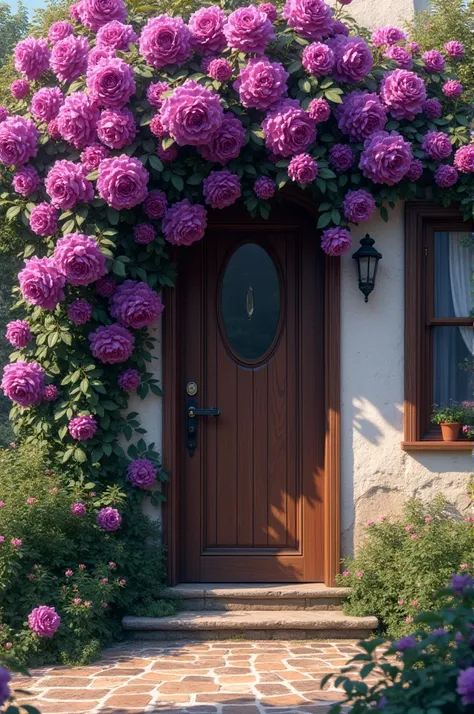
[0,0,473,511]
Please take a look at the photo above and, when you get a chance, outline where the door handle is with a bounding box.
[186,391,220,457]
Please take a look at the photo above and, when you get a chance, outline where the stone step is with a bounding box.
[162,583,351,611]
[122,610,377,641]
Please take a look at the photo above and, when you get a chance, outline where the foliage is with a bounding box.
[0,444,174,666]
[0,2,28,68]
[324,575,474,713]
[408,0,474,101]
[431,402,474,424]
[336,496,474,639]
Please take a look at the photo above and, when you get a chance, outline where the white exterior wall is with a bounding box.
[330,0,428,29]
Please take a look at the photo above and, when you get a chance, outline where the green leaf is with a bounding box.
[62,219,76,234]
[107,208,120,225]
[74,447,87,463]
[287,60,302,74]
[6,205,21,220]
[86,169,99,181]
[187,173,204,185]
[149,155,164,172]
[162,136,175,150]
[317,212,332,229]
[325,89,344,104]
[171,174,184,191]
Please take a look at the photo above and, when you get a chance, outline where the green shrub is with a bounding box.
[0,444,175,666]
[337,496,474,639]
[324,574,474,713]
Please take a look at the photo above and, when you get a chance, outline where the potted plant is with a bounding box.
[431,403,469,441]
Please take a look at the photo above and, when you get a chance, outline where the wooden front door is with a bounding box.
[176,203,326,582]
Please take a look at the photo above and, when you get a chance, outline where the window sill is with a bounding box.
[401,441,474,452]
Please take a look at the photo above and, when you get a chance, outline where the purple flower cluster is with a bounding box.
[163,200,207,246]
[224,5,275,54]
[19,256,65,310]
[321,227,352,256]
[97,20,138,49]
[189,6,226,55]
[1,361,45,407]
[97,154,149,209]
[144,189,168,219]
[134,223,156,244]
[443,80,463,98]
[45,160,93,209]
[89,323,135,363]
[337,91,386,141]
[68,299,93,324]
[97,506,122,531]
[406,158,423,181]
[118,368,141,391]
[421,131,452,161]
[454,145,474,173]
[68,414,98,440]
[208,58,233,82]
[127,458,157,488]
[203,169,241,208]
[87,57,135,108]
[29,203,59,236]
[282,0,334,41]
[28,605,61,638]
[423,98,442,119]
[458,668,474,706]
[11,79,29,99]
[71,502,86,516]
[435,164,458,187]
[254,176,276,199]
[422,49,445,73]
[146,81,169,109]
[307,98,330,123]
[302,42,334,76]
[360,131,412,185]
[48,21,74,44]
[42,384,59,401]
[81,143,110,172]
[198,113,245,165]
[0,116,38,166]
[31,87,64,123]
[54,233,107,286]
[287,153,318,183]
[13,166,39,196]
[50,35,89,82]
[263,99,316,157]
[328,35,373,83]
[97,108,136,149]
[234,58,288,110]
[328,143,353,172]
[110,280,164,329]
[371,26,406,48]
[14,36,50,80]
[80,0,127,32]
[139,15,191,69]
[380,69,426,120]
[6,320,32,348]
[343,189,376,223]
[161,81,223,147]
[384,45,412,69]
[57,92,100,149]
[445,40,464,58]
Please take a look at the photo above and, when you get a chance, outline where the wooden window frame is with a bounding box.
[403,202,473,452]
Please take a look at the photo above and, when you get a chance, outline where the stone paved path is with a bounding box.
[13,640,363,714]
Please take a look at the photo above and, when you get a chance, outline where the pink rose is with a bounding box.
[53,234,107,286]
[31,87,64,123]
[29,203,59,236]
[224,5,275,54]
[1,361,45,407]
[0,116,38,166]
[87,57,135,109]
[28,606,61,638]
[80,0,127,31]
[14,36,50,80]
[198,113,245,165]
[189,6,227,55]
[203,169,241,208]
[161,80,224,147]
[50,35,89,83]
[96,20,138,50]
[19,256,65,310]
[234,57,288,110]
[97,108,136,149]
[163,200,207,246]
[262,99,316,157]
[89,323,134,363]
[45,160,94,209]
[56,92,99,149]
[139,15,191,69]
[109,280,164,329]
[97,154,149,209]
[320,227,352,256]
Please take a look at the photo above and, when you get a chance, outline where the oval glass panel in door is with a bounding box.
[220,242,281,361]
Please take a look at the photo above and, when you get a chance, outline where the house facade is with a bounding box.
[132,0,474,587]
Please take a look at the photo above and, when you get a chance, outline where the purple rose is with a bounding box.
[109,280,164,329]
[163,200,207,246]
[435,164,458,187]
[360,130,412,185]
[308,98,330,122]
[57,92,100,149]
[28,606,61,638]
[203,169,241,208]
[29,203,59,236]
[458,668,474,705]
[445,40,464,58]
[48,119,62,140]
[80,0,127,31]
[371,26,406,48]
[19,256,65,310]
[380,69,426,120]
[157,144,178,163]
[443,80,463,98]
[68,414,97,440]
[81,143,110,172]
[97,154,149,209]
[45,160,94,209]
[337,91,386,141]
[11,79,29,99]
[198,112,245,165]
[0,668,10,708]
[331,20,349,36]
[6,320,32,348]
[0,107,8,123]
[189,6,227,55]
[384,45,413,69]
[161,80,223,147]
[31,87,64,123]
[423,98,442,119]
[143,189,168,219]
[254,176,276,199]
[224,5,275,54]
[234,57,287,110]
[71,502,86,516]
[89,323,134,363]
[87,46,115,72]
[421,131,452,161]
[0,116,38,166]
[50,35,89,82]
[263,98,316,158]
[288,153,318,183]
[118,368,141,391]
[43,384,59,401]
[260,3,278,20]
[127,458,157,488]
[302,42,334,76]
[321,227,352,256]
[14,36,50,80]
[146,81,169,109]
[406,158,423,181]
[97,506,122,530]
[139,15,191,69]
[87,57,135,109]
[343,189,376,223]
[54,233,107,286]
[97,20,138,50]
[454,145,474,173]
[97,108,136,149]
[422,50,445,73]
[408,41,420,55]
[134,223,155,244]
[1,361,45,407]
[96,276,116,297]
[328,35,373,83]
[451,573,473,595]
[68,298,93,325]
[328,143,354,172]
[208,58,233,82]
[13,165,40,196]
[396,635,417,651]
[282,0,334,40]
[48,21,74,43]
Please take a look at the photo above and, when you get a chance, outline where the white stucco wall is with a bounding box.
[341,204,473,556]
[330,0,428,29]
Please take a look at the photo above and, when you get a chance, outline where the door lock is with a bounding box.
[186,385,220,457]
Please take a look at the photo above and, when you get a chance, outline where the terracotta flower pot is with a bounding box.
[440,422,461,442]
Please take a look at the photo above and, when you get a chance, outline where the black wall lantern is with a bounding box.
[352,234,382,303]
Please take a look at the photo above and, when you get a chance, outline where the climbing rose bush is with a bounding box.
[0,0,472,508]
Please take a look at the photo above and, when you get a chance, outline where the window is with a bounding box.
[404,203,474,450]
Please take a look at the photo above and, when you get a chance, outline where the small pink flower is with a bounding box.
[103,602,108,608]
[102,577,109,583]
[460,564,469,570]
[27,573,35,581]
[342,570,350,576]
[425,516,433,523]
[411,534,420,541]
[4,643,12,649]
[119,578,127,585]
[366,520,375,527]
[84,601,92,608]
[405,524,414,532]
[11,538,22,547]
[398,599,405,605]
[108,561,116,569]
[0,537,5,544]
[73,597,82,605]
[379,516,386,522]
[405,616,414,623]
[27,497,37,505]
[49,488,58,495]
[356,571,363,579]
[411,599,419,607]
[0,502,6,509]
[65,569,73,577]
[79,564,86,570]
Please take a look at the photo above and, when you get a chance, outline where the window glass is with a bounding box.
[434,231,474,318]
[433,326,473,405]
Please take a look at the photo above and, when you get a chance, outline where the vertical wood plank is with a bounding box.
[253,364,269,546]
[237,367,254,545]
[205,232,218,548]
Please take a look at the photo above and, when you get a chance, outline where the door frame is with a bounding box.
[162,188,341,586]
